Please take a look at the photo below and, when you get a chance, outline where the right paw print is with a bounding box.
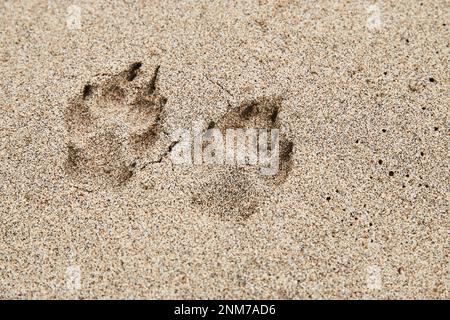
[64,62,167,189]
[191,96,295,221]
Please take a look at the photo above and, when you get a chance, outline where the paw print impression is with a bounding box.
[217,96,294,184]
[192,96,295,221]
[64,62,167,189]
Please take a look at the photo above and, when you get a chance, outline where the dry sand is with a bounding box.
[0,0,448,299]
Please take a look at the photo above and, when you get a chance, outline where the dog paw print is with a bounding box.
[216,96,294,184]
[192,96,294,221]
[64,62,167,189]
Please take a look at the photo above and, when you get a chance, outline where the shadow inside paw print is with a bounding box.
[64,62,167,189]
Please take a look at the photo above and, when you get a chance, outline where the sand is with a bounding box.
[0,0,448,299]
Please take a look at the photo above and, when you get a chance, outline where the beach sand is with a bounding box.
[0,0,448,299]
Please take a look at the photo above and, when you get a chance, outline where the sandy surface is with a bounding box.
[0,0,448,299]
